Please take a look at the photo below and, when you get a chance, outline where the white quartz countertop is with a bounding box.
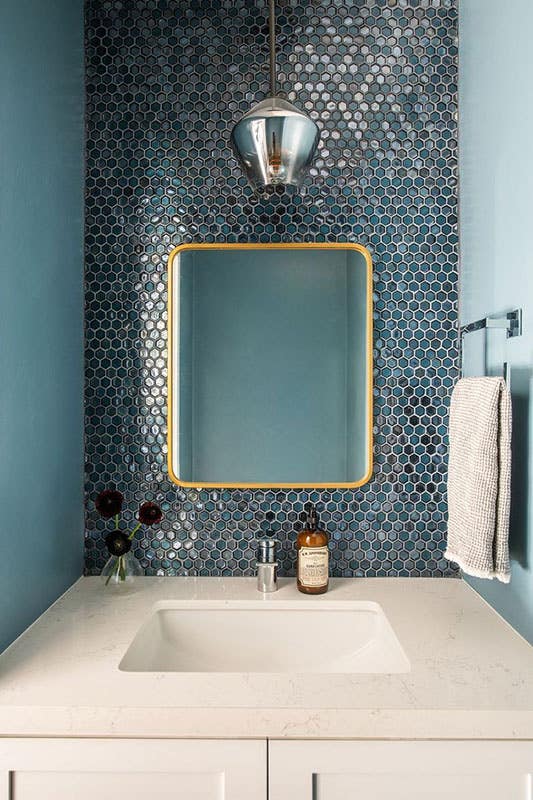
[0,576,532,739]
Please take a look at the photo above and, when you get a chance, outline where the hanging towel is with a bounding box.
[445,376,512,583]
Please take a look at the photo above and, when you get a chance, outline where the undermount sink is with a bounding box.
[119,601,410,674]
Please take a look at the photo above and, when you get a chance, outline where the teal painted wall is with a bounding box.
[0,0,84,651]
[459,0,533,641]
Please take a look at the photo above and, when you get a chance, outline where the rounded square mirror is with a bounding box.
[168,243,372,488]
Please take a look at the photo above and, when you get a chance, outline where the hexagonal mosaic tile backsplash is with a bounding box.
[85,0,459,577]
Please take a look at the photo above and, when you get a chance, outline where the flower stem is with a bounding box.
[128,522,141,541]
[115,513,119,530]
[105,557,120,587]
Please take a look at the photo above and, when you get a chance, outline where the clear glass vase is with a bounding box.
[101,551,143,588]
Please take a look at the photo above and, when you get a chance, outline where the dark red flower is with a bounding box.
[138,501,163,526]
[95,489,124,519]
[105,531,132,556]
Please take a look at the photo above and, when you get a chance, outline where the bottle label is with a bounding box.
[299,545,329,587]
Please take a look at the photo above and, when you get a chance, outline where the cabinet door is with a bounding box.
[0,738,266,800]
[269,740,533,800]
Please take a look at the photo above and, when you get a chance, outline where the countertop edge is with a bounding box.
[1,707,533,740]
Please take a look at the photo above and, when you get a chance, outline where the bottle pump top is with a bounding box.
[306,504,318,531]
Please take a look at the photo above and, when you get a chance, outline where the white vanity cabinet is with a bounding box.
[2,738,533,800]
[269,740,533,800]
[0,738,266,800]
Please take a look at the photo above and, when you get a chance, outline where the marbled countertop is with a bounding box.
[0,577,531,739]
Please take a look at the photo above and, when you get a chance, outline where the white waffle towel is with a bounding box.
[445,376,512,583]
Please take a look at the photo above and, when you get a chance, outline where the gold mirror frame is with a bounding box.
[167,242,373,488]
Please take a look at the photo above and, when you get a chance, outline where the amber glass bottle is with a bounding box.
[297,504,329,594]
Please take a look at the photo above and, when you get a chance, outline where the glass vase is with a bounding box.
[101,551,143,588]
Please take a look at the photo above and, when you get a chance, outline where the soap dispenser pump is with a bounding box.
[296,504,329,594]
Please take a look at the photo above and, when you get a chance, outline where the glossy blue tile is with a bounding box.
[85,0,458,579]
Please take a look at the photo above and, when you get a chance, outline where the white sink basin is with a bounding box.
[119,601,410,674]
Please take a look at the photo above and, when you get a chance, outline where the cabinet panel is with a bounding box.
[316,771,523,799]
[12,770,220,800]
[269,740,533,800]
[0,738,266,800]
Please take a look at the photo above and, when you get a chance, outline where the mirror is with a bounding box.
[168,243,372,488]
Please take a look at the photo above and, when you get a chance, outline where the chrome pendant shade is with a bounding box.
[231,97,320,190]
[230,0,319,190]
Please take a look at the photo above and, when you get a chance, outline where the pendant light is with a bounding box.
[230,0,320,190]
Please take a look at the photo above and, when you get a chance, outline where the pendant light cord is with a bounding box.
[269,0,277,96]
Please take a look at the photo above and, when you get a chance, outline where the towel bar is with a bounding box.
[459,308,522,383]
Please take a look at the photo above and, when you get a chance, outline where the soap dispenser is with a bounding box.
[296,504,329,594]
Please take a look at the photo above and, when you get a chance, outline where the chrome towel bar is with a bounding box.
[459,308,523,383]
